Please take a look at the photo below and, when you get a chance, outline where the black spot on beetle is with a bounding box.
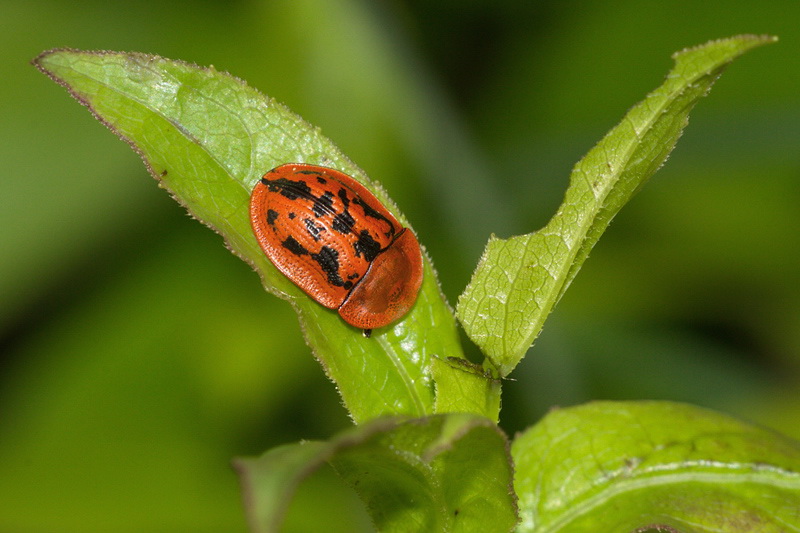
[353,230,382,262]
[293,168,328,186]
[266,209,279,226]
[266,177,313,202]
[303,217,325,241]
[353,197,397,238]
[337,187,351,210]
[311,246,351,288]
[288,212,296,219]
[313,191,336,218]
[354,196,388,222]
[282,235,309,256]
[332,212,355,234]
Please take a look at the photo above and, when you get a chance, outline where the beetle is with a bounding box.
[249,163,423,336]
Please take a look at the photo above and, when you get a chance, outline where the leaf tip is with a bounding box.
[671,34,778,60]
[31,47,57,66]
[31,47,84,74]
[31,48,60,76]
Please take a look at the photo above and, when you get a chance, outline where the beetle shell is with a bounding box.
[250,163,423,332]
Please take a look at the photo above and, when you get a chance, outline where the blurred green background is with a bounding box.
[2,0,798,531]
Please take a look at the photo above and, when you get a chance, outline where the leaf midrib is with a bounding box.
[536,466,800,532]
[376,335,429,416]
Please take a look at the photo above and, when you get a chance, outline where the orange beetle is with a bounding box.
[250,164,423,336]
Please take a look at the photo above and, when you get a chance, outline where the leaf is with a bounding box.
[33,49,493,422]
[431,357,502,417]
[456,35,777,377]
[234,414,517,533]
[235,442,329,533]
[512,401,800,532]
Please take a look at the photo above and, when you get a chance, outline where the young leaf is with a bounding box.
[512,401,800,532]
[456,35,776,377]
[33,49,490,422]
[235,414,517,533]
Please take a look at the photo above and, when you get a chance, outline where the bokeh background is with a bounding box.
[2,1,798,531]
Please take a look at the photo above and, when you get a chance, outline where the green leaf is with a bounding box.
[235,414,517,533]
[33,48,492,422]
[512,401,800,532]
[431,357,501,417]
[456,35,777,377]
